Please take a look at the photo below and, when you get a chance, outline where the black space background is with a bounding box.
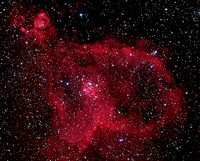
[1,0,199,160]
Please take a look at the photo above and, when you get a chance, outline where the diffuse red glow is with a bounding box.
[42,39,184,160]
[12,7,56,48]
[10,7,185,161]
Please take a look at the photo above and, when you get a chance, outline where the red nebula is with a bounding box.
[10,6,185,161]
[39,38,184,160]
[12,7,56,48]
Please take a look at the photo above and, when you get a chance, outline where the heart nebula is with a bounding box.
[9,8,185,160]
[41,38,183,160]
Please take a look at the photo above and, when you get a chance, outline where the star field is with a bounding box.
[1,0,199,160]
